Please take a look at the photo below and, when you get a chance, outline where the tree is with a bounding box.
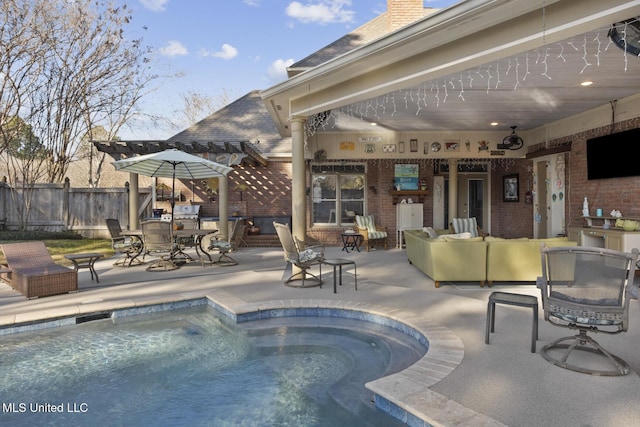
[1,0,160,228]
[1,0,158,184]
[174,88,236,129]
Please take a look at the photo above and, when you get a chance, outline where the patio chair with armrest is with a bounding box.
[354,214,387,251]
[0,241,77,299]
[105,218,143,266]
[537,244,639,376]
[141,220,178,271]
[206,220,243,266]
[273,222,324,287]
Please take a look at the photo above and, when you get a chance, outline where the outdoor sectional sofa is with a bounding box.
[403,229,576,288]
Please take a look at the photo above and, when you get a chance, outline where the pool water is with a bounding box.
[0,306,425,426]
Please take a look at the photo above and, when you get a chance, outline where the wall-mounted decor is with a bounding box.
[359,136,382,142]
[445,139,460,151]
[382,144,396,153]
[364,143,376,154]
[410,139,418,152]
[340,141,355,151]
[394,164,419,190]
[431,142,441,152]
[424,142,429,154]
[399,141,405,153]
[503,174,519,202]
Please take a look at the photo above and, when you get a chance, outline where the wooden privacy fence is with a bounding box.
[0,180,151,238]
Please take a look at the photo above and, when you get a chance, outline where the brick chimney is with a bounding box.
[386,0,424,32]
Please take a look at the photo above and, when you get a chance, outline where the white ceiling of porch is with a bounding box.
[316,27,640,133]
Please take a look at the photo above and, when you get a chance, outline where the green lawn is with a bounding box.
[0,239,115,267]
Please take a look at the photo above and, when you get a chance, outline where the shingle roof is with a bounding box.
[168,90,291,156]
[288,8,435,73]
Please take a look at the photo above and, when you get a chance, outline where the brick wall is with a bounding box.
[560,116,640,228]
[386,0,424,32]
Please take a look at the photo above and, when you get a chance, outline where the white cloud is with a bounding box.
[268,58,295,82]
[286,0,355,25]
[200,43,239,60]
[243,0,260,6]
[140,0,169,12]
[158,40,188,57]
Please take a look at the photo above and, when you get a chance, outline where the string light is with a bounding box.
[312,26,630,127]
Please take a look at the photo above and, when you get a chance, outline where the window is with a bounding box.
[311,165,365,226]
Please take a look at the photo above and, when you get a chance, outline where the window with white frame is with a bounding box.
[311,164,365,226]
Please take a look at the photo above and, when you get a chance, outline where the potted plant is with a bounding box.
[247,220,261,235]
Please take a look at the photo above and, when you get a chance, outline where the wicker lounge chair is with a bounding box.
[0,241,78,299]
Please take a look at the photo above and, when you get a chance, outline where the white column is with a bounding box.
[290,116,307,277]
[218,176,229,240]
[448,159,458,225]
[129,172,139,230]
[290,116,307,240]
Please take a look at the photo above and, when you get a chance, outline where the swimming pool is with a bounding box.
[0,302,426,426]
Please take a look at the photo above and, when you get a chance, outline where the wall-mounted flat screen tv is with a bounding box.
[586,127,640,180]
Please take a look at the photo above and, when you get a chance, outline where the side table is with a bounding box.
[64,253,103,283]
[341,233,362,252]
[323,258,357,293]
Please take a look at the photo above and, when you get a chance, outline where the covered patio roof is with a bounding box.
[261,0,640,138]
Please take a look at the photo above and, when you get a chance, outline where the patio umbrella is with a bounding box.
[112,149,233,229]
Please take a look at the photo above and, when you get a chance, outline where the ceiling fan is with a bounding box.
[609,17,640,56]
[498,126,524,150]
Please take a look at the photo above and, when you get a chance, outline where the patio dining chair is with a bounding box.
[273,221,324,287]
[537,244,639,376]
[206,220,243,266]
[105,218,143,266]
[141,220,178,271]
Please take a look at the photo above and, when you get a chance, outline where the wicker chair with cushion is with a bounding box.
[274,222,324,287]
[0,241,77,299]
[537,244,639,376]
[106,218,143,266]
[354,214,388,251]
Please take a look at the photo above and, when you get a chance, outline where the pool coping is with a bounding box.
[0,289,505,427]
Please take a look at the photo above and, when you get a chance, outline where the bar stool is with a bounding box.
[485,291,539,353]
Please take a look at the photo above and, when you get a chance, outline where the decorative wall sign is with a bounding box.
[340,141,355,150]
[394,164,419,190]
[364,143,376,154]
[382,144,396,153]
[399,141,405,153]
[410,139,418,152]
[424,142,429,154]
[359,136,382,142]
[431,142,441,152]
[445,139,460,151]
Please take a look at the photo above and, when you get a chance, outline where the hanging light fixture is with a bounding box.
[498,126,524,150]
[609,17,640,56]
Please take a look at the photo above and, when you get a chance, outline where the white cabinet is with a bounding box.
[578,228,640,252]
[397,203,423,247]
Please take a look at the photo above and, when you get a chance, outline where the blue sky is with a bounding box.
[122,0,460,140]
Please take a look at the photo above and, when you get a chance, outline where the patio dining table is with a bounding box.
[124,228,218,267]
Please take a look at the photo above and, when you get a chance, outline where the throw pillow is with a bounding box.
[422,226,438,239]
[438,232,473,240]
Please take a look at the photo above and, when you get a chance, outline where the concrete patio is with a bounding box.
[1,245,639,427]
